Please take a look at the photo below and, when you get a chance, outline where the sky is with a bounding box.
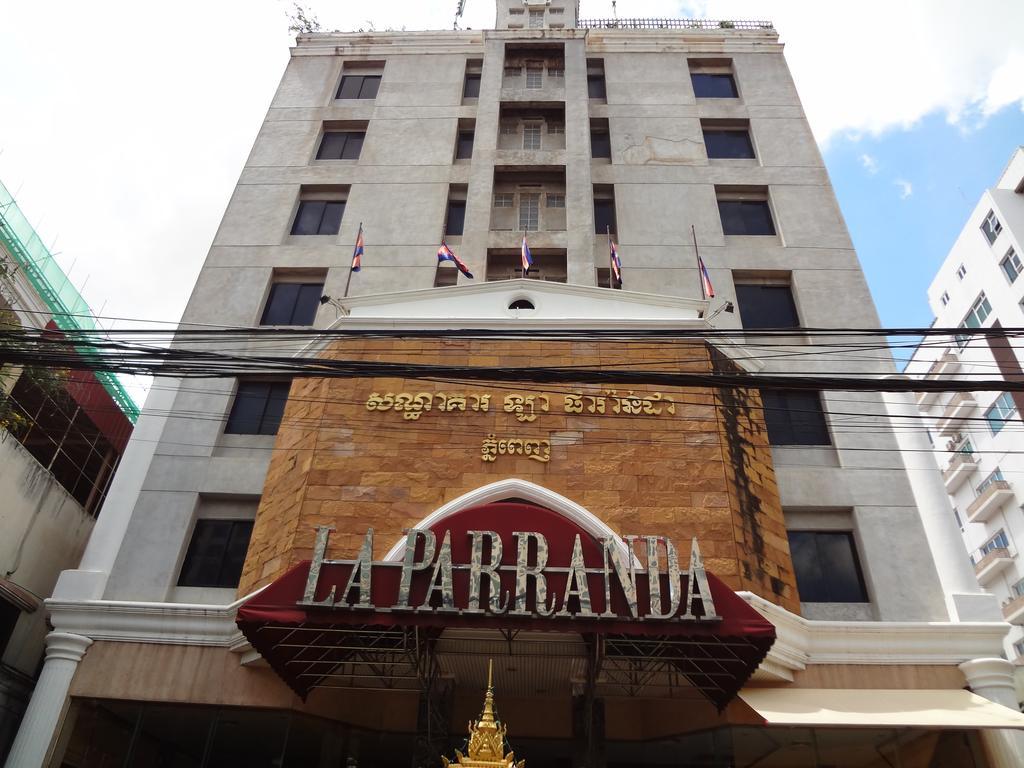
[0,0,1022,402]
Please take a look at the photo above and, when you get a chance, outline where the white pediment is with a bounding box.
[336,280,707,325]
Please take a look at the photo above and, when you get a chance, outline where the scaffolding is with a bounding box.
[0,178,138,422]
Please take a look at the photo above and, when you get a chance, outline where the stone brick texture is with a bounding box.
[238,337,799,613]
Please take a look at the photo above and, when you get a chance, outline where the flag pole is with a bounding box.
[691,224,705,301]
[343,221,362,299]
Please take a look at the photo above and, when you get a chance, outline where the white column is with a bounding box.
[960,657,1024,768]
[882,387,1000,621]
[3,632,92,768]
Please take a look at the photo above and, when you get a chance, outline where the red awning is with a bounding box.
[237,502,776,709]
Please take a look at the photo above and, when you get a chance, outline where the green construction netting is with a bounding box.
[0,178,139,421]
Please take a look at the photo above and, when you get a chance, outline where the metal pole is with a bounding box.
[343,222,362,299]
[691,224,705,301]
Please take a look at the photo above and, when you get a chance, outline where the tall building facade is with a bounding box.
[7,6,1024,768]
[0,179,136,760]
[902,147,1024,664]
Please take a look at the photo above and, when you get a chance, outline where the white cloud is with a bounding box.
[859,154,879,175]
[894,179,914,199]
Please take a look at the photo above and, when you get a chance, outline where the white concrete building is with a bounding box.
[904,147,1024,664]
[6,6,1024,768]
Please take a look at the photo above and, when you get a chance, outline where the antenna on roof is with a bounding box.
[454,0,467,29]
[612,0,617,19]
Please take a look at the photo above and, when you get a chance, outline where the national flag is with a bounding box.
[351,226,364,272]
[520,235,534,275]
[697,254,715,299]
[437,241,473,278]
[609,239,622,286]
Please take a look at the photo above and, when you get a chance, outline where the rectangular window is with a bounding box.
[691,72,738,98]
[548,67,564,79]
[735,283,799,329]
[1001,248,1022,283]
[761,389,831,445]
[956,264,967,280]
[546,193,565,208]
[494,192,514,208]
[787,531,868,602]
[702,122,755,159]
[981,529,1010,555]
[434,266,459,287]
[316,131,365,160]
[982,210,1003,244]
[519,193,540,231]
[962,292,993,328]
[177,520,254,588]
[953,508,963,530]
[463,73,481,98]
[940,291,950,306]
[591,129,611,159]
[594,196,617,236]
[1012,577,1024,599]
[525,68,543,89]
[225,381,291,436]
[523,124,542,150]
[260,282,323,326]
[446,200,466,237]
[456,130,475,160]
[976,467,1006,496]
[718,190,775,236]
[587,59,606,99]
[986,392,1017,434]
[291,200,345,236]
[336,74,381,100]
[547,122,565,135]
[529,10,544,27]
[1015,639,1024,659]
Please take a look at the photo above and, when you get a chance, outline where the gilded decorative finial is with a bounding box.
[441,659,525,768]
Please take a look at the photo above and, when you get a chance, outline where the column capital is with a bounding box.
[960,657,1018,700]
[43,632,93,664]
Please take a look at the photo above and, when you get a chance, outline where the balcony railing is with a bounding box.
[973,546,1013,584]
[966,480,1014,524]
[1003,594,1024,625]
[578,18,774,31]
[943,452,978,493]
[936,392,977,436]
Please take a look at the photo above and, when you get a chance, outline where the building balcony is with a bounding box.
[936,392,977,437]
[966,480,1014,524]
[974,547,1014,585]
[927,351,962,379]
[943,452,979,493]
[1003,595,1024,625]
[915,388,940,409]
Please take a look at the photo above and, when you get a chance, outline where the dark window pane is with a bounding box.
[179,520,235,587]
[435,267,458,287]
[291,201,325,235]
[319,201,345,234]
[226,382,273,434]
[463,73,481,98]
[587,75,606,99]
[293,284,323,325]
[718,199,775,235]
[691,72,738,98]
[260,382,291,436]
[594,199,617,235]
[788,531,868,603]
[261,283,300,325]
[337,75,362,99]
[358,75,381,99]
[704,129,755,159]
[591,131,611,158]
[735,284,799,329]
[761,389,830,446]
[340,132,364,159]
[446,201,466,236]
[456,131,475,159]
[316,132,347,159]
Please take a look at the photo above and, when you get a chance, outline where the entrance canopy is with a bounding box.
[237,502,776,709]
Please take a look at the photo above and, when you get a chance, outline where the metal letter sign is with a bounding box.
[299,527,720,623]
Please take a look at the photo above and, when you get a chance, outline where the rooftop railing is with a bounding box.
[578,18,774,31]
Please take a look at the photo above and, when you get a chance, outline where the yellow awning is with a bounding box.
[739,688,1024,729]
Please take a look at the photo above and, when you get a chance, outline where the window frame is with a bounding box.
[445,200,467,237]
[690,72,739,99]
[336,73,382,100]
[718,194,776,236]
[734,283,800,329]
[761,389,831,446]
[291,199,345,236]
[260,281,324,327]
[985,392,1017,435]
[522,123,542,150]
[456,130,475,160]
[518,192,540,231]
[981,210,1003,245]
[463,72,481,99]
[590,129,612,159]
[224,380,292,436]
[316,130,365,161]
[787,530,869,603]
[703,127,756,159]
[593,197,617,236]
[1001,247,1022,283]
[177,519,255,589]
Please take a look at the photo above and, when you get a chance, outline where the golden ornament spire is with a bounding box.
[442,659,525,768]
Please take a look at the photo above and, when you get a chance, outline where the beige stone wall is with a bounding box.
[239,337,798,614]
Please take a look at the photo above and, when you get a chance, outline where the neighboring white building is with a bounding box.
[904,147,1024,663]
